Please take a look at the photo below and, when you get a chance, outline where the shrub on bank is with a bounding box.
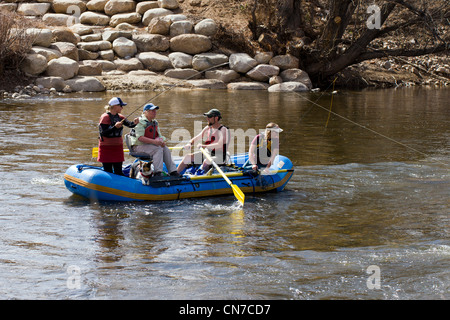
[0,10,35,76]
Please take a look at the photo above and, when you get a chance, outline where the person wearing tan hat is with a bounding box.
[177,108,229,174]
[248,122,283,172]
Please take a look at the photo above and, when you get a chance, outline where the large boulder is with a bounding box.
[269,54,299,70]
[96,59,116,71]
[35,76,66,91]
[52,28,79,44]
[254,51,273,64]
[21,54,48,76]
[46,57,79,80]
[70,24,94,36]
[17,3,51,16]
[169,34,212,55]
[137,52,171,72]
[246,64,280,82]
[109,12,141,27]
[99,49,115,61]
[168,52,193,68]
[113,58,144,72]
[78,40,112,51]
[65,76,105,92]
[132,34,170,52]
[78,60,102,76]
[30,46,62,62]
[229,53,258,73]
[80,12,110,25]
[142,8,173,26]
[268,81,309,92]
[158,0,179,10]
[112,37,137,58]
[192,53,228,71]
[42,13,71,26]
[170,20,193,37]
[194,19,217,37]
[227,82,269,90]
[26,28,53,47]
[187,79,227,90]
[102,30,132,42]
[52,0,87,14]
[164,68,201,80]
[104,0,136,16]
[205,70,240,83]
[50,42,79,61]
[279,68,312,89]
[147,17,171,35]
[78,49,99,60]
[86,0,109,12]
[136,1,159,15]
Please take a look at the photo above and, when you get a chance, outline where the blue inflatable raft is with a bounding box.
[64,153,294,202]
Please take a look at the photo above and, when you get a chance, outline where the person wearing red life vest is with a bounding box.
[98,97,139,175]
[177,108,229,174]
[129,103,179,177]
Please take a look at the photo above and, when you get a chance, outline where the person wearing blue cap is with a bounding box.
[98,97,139,175]
[129,103,179,177]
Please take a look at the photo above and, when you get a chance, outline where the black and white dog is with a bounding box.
[129,160,154,185]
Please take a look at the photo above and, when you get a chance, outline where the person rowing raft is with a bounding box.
[177,108,229,174]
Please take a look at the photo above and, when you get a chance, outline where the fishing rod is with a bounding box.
[122,61,230,121]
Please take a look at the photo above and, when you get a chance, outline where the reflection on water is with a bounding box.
[0,88,449,299]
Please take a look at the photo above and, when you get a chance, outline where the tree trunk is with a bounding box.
[318,0,357,54]
[307,2,397,82]
[276,0,303,34]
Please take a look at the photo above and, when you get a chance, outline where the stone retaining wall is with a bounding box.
[2,0,313,93]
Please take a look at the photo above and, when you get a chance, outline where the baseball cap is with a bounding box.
[143,103,159,112]
[266,123,283,132]
[203,108,221,118]
[108,97,127,107]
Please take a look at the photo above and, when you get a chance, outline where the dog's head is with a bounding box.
[139,160,153,177]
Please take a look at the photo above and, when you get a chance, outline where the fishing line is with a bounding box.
[290,89,448,166]
[239,58,447,166]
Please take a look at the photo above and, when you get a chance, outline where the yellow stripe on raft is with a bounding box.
[64,170,293,201]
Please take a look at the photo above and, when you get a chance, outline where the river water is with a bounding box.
[0,87,448,300]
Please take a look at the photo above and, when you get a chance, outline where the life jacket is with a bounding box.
[144,120,159,139]
[256,134,272,157]
[254,134,276,165]
[205,125,228,160]
[99,112,123,140]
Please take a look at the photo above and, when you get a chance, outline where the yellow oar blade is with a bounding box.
[92,146,182,158]
[200,147,245,206]
[91,147,129,158]
[231,184,245,206]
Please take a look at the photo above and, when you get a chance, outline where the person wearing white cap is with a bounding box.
[248,122,283,172]
[98,97,139,175]
[129,103,179,177]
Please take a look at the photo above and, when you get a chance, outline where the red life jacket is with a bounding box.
[205,125,228,160]
[144,121,159,139]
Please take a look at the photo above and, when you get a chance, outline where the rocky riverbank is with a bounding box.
[0,0,449,99]
[1,0,316,99]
